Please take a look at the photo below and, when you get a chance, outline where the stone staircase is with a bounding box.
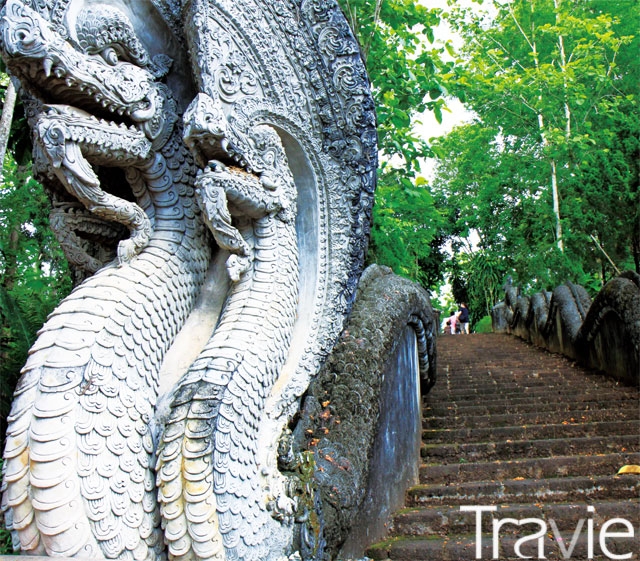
[366,333,640,561]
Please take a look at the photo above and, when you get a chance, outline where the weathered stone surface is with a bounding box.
[577,272,640,383]
[0,1,379,559]
[492,273,640,385]
[292,265,437,559]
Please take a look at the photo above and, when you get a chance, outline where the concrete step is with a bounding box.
[390,500,639,537]
[422,420,640,444]
[421,434,639,463]
[420,452,640,485]
[423,405,639,429]
[407,474,639,507]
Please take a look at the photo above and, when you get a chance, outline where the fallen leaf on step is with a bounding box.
[617,465,640,475]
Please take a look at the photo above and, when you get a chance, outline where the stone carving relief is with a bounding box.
[0,0,377,560]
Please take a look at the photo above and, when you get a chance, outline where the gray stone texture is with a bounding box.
[293,265,437,559]
[492,272,640,385]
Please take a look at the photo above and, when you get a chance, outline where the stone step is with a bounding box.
[422,420,640,444]
[428,361,628,375]
[426,384,638,402]
[368,333,640,561]
[423,405,639,429]
[420,452,640,485]
[390,500,639,537]
[423,397,636,417]
[432,367,632,381]
[366,532,639,561]
[424,390,637,413]
[406,474,639,507]
[421,434,639,463]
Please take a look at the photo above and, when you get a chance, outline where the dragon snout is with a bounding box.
[183,125,233,168]
[184,127,228,149]
[182,92,232,158]
[0,0,49,60]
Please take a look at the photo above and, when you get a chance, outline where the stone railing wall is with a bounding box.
[292,264,437,559]
[492,272,640,386]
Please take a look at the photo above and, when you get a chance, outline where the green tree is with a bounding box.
[565,108,640,276]
[450,0,635,237]
[368,171,445,287]
[338,0,452,289]
[340,0,447,169]
[0,154,72,439]
[433,0,638,309]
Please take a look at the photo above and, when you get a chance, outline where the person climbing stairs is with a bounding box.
[366,333,639,561]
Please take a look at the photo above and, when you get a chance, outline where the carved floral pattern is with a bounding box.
[0,1,377,560]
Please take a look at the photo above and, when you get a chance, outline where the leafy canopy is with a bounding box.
[431,0,639,318]
[338,0,452,289]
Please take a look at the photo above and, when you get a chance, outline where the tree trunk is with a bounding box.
[522,5,564,254]
[0,79,17,179]
[550,159,564,252]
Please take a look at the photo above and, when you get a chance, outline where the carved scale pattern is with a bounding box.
[181,0,376,425]
[157,88,300,561]
[263,0,377,414]
[159,209,298,561]
[1,0,378,560]
[153,1,377,559]
[3,135,209,561]
[0,1,209,559]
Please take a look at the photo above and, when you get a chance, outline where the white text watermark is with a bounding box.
[460,505,636,560]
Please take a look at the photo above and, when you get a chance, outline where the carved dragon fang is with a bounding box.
[33,104,153,264]
[184,92,294,281]
[0,1,176,143]
[0,0,181,264]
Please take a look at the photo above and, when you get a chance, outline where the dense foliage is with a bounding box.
[0,154,72,438]
[430,0,639,321]
[338,0,638,325]
[338,0,451,288]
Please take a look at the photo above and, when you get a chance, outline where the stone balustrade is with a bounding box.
[492,271,640,386]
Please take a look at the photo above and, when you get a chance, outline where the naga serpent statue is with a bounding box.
[0,0,378,560]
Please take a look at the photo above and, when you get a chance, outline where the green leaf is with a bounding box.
[425,26,434,44]
[433,104,443,124]
[445,41,455,57]
[429,87,442,100]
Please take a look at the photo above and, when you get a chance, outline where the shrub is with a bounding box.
[474,315,493,333]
